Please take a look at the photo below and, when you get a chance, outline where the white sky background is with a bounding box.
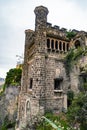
[0,0,87,78]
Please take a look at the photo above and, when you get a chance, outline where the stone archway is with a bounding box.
[25,99,31,123]
[74,40,81,49]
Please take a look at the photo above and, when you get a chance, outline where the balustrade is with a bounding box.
[47,38,69,53]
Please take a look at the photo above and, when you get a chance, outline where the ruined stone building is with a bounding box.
[17,5,87,129]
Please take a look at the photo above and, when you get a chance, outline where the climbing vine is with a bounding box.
[65,46,87,76]
[66,30,76,40]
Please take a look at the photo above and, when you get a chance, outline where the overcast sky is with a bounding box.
[0,0,87,78]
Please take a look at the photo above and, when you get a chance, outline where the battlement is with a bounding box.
[47,22,67,33]
[25,29,34,33]
[46,23,69,42]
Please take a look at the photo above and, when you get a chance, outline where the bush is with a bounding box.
[67,92,87,129]
[5,68,22,87]
[36,112,75,130]
[0,115,15,130]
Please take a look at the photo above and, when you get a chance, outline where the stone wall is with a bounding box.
[0,86,19,129]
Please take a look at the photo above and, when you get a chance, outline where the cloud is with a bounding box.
[68,0,87,9]
[46,0,87,31]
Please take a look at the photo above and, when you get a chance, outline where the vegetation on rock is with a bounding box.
[0,115,15,130]
[5,68,22,87]
[67,92,87,130]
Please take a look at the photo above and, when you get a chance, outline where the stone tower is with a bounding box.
[17,5,87,130]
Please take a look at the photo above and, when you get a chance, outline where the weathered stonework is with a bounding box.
[17,5,87,130]
[0,86,19,129]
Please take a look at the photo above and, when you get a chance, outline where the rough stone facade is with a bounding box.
[0,86,19,129]
[17,6,87,129]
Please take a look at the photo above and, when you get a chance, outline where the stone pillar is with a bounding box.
[54,40,55,50]
[85,36,87,46]
[49,39,51,49]
[63,94,67,110]
[65,42,67,52]
[58,40,59,51]
[61,42,64,51]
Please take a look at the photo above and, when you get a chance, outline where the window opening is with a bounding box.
[30,78,33,89]
[54,78,63,90]
[51,40,54,49]
[63,42,65,51]
[67,43,69,51]
[55,41,58,50]
[59,41,62,50]
[75,40,80,49]
[47,39,50,48]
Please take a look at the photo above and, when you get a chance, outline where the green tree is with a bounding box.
[5,68,22,86]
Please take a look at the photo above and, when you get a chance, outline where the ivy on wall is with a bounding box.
[65,47,87,76]
[66,30,76,40]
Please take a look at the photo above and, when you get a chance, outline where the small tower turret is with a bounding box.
[34,6,49,31]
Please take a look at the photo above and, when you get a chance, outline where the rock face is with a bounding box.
[17,5,87,130]
[0,86,19,129]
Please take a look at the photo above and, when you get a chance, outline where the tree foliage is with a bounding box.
[66,30,76,40]
[67,92,87,129]
[5,68,22,86]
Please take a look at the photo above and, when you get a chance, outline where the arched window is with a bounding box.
[67,43,69,51]
[26,100,31,119]
[47,39,50,48]
[55,41,58,50]
[63,42,65,51]
[51,40,54,49]
[26,101,30,111]
[59,41,62,50]
[74,40,80,49]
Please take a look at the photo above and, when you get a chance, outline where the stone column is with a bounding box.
[85,36,87,46]
[65,42,67,52]
[54,39,56,50]
[63,94,67,110]
[58,40,59,51]
[61,42,63,51]
[49,39,51,49]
